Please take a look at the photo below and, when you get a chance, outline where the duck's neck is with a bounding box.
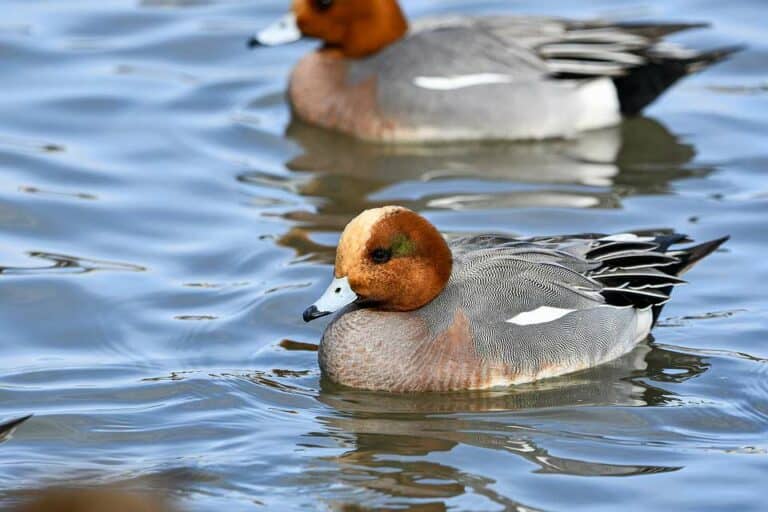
[342,0,408,58]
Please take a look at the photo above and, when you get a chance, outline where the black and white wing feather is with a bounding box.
[475,17,744,114]
[537,232,728,315]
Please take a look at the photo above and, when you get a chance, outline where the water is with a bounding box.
[0,0,766,510]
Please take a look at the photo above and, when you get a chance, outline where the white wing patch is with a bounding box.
[507,304,652,333]
[507,306,576,326]
[413,73,514,91]
[600,233,656,242]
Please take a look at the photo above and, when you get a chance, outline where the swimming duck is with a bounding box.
[250,0,741,142]
[303,206,727,392]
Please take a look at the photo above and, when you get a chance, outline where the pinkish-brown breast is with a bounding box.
[288,51,398,141]
[319,308,514,392]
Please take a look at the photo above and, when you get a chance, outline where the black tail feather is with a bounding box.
[614,45,745,115]
[0,414,32,441]
[650,236,729,323]
[610,21,710,40]
[668,235,730,276]
[589,234,728,324]
[684,45,747,73]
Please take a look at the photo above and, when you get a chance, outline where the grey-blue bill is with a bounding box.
[304,276,358,322]
[248,13,302,48]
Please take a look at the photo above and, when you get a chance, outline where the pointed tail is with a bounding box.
[0,414,32,441]
[669,235,730,276]
[614,45,745,115]
[650,235,729,324]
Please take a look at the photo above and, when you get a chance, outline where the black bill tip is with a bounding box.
[247,37,263,49]
[303,305,330,323]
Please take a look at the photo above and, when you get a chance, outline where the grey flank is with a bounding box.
[344,16,741,140]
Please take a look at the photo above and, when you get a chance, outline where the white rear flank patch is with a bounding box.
[413,73,514,91]
[507,306,575,326]
[634,307,654,342]
[574,77,621,131]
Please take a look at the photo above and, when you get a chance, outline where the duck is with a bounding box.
[250,0,741,142]
[302,206,727,392]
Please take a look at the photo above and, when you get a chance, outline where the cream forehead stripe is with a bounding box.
[338,207,409,265]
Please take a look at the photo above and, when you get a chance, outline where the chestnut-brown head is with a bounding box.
[250,0,408,58]
[304,206,453,321]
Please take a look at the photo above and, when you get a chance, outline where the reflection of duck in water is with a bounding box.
[287,115,700,191]
[251,0,739,142]
[260,117,706,260]
[302,343,708,509]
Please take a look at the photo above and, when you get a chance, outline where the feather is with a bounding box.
[601,286,671,308]
[586,240,659,259]
[593,251,680,269]
[539,44,646,65]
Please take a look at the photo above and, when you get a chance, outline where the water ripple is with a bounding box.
[0,252,146,276]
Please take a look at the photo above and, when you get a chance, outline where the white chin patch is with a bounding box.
[506,306,575,326]
[413,73,515,91]
[313,276,359,314]
[255,14,302,46]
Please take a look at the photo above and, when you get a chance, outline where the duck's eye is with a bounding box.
[314,0,334,11]
[370,248,392,264]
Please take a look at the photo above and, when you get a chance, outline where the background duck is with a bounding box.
[304,206,727,392]
[251,0,742,142]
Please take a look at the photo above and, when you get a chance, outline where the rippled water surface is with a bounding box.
[0,0,766,510]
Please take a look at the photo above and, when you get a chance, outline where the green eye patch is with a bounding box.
[391,233,416,257]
